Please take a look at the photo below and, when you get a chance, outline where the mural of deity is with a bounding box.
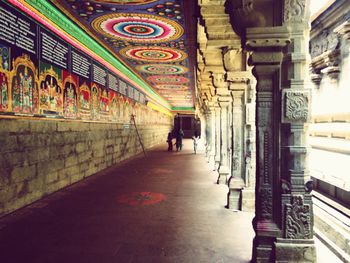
[0,46,9,71]
[40,75,63,114]
[0,72,8,111]
[12,64,37,115]
[79,83,90,110]
[110,96,118,122]
[91,84,99,119]
[123,101,128,122]
[12,77,20,112]
[64,82,77,118]
[100,89,109,113]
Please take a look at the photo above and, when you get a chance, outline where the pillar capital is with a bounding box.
[217,95,232,107]
[246,26,290,49]
[223,48,243,71]
[227,71,251,84]
[230,90,245,105]
[335,21,350,41]
[211,72,227,88]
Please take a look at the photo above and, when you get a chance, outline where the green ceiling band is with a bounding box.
[172,107,194,111]
[24,0,172,110]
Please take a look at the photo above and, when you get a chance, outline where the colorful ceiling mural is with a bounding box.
[49,0,196,109]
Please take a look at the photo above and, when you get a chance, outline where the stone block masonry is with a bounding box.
[0,118,172,217]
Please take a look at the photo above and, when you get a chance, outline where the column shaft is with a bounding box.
[217,98,231,184]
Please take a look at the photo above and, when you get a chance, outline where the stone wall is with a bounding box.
[309,1,350,195]
[0,116,172,217]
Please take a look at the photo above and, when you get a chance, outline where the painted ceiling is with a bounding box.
[49,0,197,110]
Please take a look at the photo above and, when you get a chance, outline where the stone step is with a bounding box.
[315,228,350,263]
[313,194,350,262]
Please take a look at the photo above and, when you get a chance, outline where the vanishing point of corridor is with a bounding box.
[0,141,254,263]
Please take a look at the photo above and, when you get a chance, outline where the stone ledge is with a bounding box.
[313,194,350,262]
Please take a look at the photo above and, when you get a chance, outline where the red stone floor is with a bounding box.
[0,139,254,263]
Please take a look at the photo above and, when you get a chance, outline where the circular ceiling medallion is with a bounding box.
[136,64,188,74]
[117,192,167,206]
[147,75,189,84]
[120,46,187,62]
[93,0,157,4]
[92,13,183,43]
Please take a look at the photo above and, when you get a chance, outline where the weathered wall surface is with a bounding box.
[309,1,350,195]
[0,115,172,217]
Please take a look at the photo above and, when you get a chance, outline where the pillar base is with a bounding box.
[227,177,244,209]
[214,159,220,171]
[227,188,241,210]
[241,188,255,212]
[252,220,281,263]
[208,153,215,167]
[253,239,274,263]
[274,238,316,263]
[217,166,229,184]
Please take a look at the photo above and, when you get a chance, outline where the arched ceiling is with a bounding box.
[50,0,198,111]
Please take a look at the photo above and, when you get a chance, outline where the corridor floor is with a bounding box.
[0,140,254,263]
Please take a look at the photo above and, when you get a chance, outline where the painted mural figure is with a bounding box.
[0,49,9,71]
[79,85,90,110]
[20,68,34,113]
[110,96,118,121]
[91,85,99,119]
[100,89,109,113]
[64,82,77,118]
[53,81,62,112]
[0,73,8,110]
[41,80,50,108]
[78,83,91,120]
[12,77,20,111]
[49,80,57,111]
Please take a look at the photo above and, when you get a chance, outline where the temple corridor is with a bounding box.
[1,0,350,262]
[0,141,256,263]
[0,141,342,263]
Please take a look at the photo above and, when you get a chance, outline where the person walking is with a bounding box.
[166,132,173,151]
[175,129,184,151]
[192,131,200,154]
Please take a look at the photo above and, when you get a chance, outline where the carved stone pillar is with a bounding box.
[243,76,257,212]
[227,87,245,209]
[212,73,231,184]
[217,96,231,184]
[204,110,211,160]
[246,27,290,263]
[224,49,256,210]
[214,102,221,171]
[274,1,316,262]
[208,103,217,167]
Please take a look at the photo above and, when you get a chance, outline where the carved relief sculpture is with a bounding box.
[285,195,312,239]
[283,0,306,22]
[284,90,309,123]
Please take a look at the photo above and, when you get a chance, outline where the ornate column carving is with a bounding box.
[214,100,221,171]
[204,109,211,160]
[217,96,231,184]
[227,86,245,209]
[274,0,316,262]
[246,26,290,263]
[208,103,217,168]
[213,73,231,184]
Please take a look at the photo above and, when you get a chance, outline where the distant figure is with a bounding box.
[175,129,184,151]
[167,132,173,151]
[192,131,200,154]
